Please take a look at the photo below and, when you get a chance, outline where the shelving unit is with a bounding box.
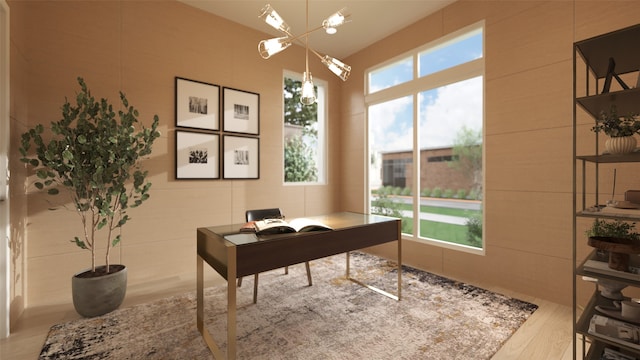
[573,24,640,360]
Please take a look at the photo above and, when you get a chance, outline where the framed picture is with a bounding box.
[175,130,220,179]
[223,135,259,179]
[223,87,259,135]
[175,77,220,131]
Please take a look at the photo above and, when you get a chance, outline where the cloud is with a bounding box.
[369,95,413,153]
[370,76,483,153]
[420,76,483,148]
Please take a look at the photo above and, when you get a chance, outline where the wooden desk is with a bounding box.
[196,212,402,359]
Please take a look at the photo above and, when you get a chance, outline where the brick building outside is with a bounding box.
[380,146,475,194]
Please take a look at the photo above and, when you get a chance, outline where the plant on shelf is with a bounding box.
[591,105,640,137]
[586,218,640,272]
[586,218,640,240]
[591,105,640,154]
[19,77,161,317]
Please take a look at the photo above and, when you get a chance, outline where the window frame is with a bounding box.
[282,70,328,186]
[365,21,485,255]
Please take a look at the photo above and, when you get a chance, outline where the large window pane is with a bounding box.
[419,29,482,78]
[369,96,415,236]
[366,23,484,251]
[418,76,483,247]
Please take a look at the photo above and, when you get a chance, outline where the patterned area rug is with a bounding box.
[39,252,537,359]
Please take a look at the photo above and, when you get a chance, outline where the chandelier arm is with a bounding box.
[308,47,324,61]
[277,25,325,43]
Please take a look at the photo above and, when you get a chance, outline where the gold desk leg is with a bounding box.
[227,247,237,360]
[345,240,402,301]
[346,251,350,278]
[197,255,225,359]
[397,237,402,301]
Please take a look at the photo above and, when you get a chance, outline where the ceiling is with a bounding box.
[178,0,456,59]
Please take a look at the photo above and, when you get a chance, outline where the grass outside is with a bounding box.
[396,203,481,247]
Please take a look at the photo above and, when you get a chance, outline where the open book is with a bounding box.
[251,218,332,234]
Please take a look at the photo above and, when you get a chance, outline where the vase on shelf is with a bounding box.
[605,136,637,155]
[597,278,628,300]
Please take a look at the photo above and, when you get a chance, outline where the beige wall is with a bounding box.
[7,0,342,316]
[342,0,640,306]
[7,0,640,325]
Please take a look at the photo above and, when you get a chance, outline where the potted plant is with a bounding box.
[586,218,640,272]
[19,77,160,317]
[591,105,640,154]
[586,218,640,299]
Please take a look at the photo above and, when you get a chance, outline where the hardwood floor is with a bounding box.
[0,274,575,359]
[492,298,575,360]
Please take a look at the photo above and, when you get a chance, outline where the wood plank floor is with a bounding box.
[0,272,575,359]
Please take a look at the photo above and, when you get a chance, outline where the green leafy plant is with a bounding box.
[19,77,160,274]
[591,105,640,137]
[284,136,318,182]
[465,213,483,248]
[586,218,640,241]
[370,192,412,234]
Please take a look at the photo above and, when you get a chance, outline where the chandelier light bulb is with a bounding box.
[300,72,317,105]
[259,4,290,34]
[321,55,351,81]
[258,37,292,59]
[322,8,349,34]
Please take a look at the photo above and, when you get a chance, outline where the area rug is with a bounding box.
[39,252,537,360]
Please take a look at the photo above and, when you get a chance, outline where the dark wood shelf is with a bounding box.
[576,152,640,164]
[573,22,640,360]
[576,87,640,119]
[577,211,640,222]
[575,290,640,355]
[576,250,640,287]
[575,23,640,78]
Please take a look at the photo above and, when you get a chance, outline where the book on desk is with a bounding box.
[241,218,333,235]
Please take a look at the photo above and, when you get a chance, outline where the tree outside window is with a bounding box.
[283,74,325,184]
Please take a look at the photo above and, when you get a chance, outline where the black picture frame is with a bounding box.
[223,135,259,179]
[175,77,220,131]
[175,130,220,180]
[223,87,259,135]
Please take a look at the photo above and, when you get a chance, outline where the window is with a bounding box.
[283,71,327,184]
[367,22,484,252]
[368,56,413,94]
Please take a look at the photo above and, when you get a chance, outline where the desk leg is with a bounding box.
[197,255,225,359]
[197,255,203,332]
[345,243,401,301]
[345,251,350,278]
[397,237,402,301]
[227,247,237,360]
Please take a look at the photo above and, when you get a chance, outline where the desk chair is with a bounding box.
[238,208,313,303]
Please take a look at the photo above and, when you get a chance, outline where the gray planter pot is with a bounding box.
[72,264,127,318]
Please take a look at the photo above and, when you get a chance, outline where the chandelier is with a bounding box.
[258,1,351,105]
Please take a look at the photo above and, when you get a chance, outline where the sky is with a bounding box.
[368,30,483,154]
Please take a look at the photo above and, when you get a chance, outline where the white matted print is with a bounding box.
[223,135,259,179]
[175,77,219,131]
[176,131,219,179]
[223,87,259,135]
